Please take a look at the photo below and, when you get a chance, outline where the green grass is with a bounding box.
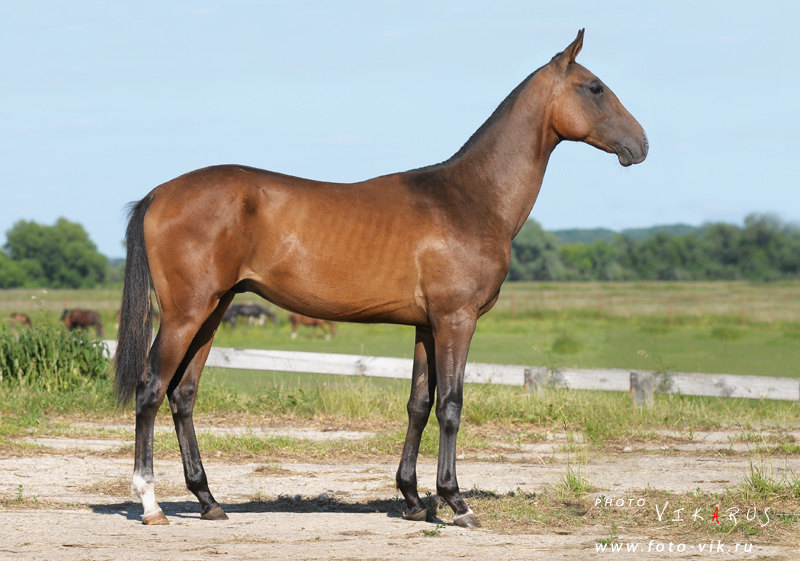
[555,465,592,500]
[3,282,800,377]
[177,312,800,379]
[3,363,799,451]
[193,368,800,435]
[1,281,799,443]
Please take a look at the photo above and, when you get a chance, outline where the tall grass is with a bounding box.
[0,324,108,391]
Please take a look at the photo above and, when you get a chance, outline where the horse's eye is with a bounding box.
[589,83,604,95]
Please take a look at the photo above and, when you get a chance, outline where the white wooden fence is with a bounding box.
[102,341,799,405]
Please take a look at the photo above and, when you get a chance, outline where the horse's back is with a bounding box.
[144,165,430,324]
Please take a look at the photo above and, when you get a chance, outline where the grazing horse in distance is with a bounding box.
[115,30,647,527]
[221,303,278,328]
[288,313,337,340]
[10,312,32,327]
[62,309,104,337]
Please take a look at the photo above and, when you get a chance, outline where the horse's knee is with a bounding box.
[436,478,460,499]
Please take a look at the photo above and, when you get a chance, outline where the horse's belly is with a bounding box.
[246,266,426,325]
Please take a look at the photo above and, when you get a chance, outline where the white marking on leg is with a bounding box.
[132,473,162,517]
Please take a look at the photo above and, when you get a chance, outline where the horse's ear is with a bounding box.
[553,28,584,71]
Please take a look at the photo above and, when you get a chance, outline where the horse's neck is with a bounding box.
[437,86,558,240]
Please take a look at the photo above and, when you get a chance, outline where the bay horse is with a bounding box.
[115,30,647,527]
[10,312,32,327]
[289,313,337,340]
[62,309,103,337]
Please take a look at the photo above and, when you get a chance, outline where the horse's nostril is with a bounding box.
[642,137,649,155]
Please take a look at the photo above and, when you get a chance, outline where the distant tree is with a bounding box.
[736,214,800,281]
[508,215,800,283]
[701,222,741,279]
[559,239,632,280]
[0,252,27,288]
[4,218,107,288]
[509,220,566,280]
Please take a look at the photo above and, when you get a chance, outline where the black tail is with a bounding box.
[115,193,155,407]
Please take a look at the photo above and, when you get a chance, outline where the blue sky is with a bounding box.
[1,1,798,258]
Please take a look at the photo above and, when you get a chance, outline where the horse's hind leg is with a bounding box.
[396,326,436,521]
[132,295,226,525]
[167,293,234,520]
[132,329,180,525]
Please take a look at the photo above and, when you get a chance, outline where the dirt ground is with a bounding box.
[1,424,798,560]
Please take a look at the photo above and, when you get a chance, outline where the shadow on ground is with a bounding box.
[89,494,442,522]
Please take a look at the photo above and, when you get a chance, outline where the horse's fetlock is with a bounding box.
[435,402,462,432]
[436,481,460,499]
[396,467,417,490]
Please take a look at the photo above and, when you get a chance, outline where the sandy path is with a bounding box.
[1,427,798,560]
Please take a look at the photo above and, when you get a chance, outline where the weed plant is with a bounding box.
[0,323,108,391]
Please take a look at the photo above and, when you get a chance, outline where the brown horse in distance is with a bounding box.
[289,313,336,340]
[10,312,32,327]
[115,30,647,527]
[62,309,104,337]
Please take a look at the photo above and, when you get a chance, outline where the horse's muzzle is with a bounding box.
[617,136,648,167]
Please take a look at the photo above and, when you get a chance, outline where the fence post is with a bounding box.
[524,367,551,395]
[630,371,658,407]
[524,367,566,394]
[524,367,548,395]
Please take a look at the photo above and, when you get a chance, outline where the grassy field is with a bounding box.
[2,280,799,445]
[2,281,799,378]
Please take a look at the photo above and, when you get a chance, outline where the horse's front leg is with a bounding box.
[396,326,436,520]
[432,311,479,527]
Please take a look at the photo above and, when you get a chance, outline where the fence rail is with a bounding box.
[102,341,800,405]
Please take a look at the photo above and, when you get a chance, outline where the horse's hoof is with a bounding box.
[453,509,480,528]
[202,505,229,520]
[402,507,427,522]
[142,511,169,525]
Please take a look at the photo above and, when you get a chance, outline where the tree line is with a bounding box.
[0,218,110,288]
[0,214,798,288]
[509,214,800,282]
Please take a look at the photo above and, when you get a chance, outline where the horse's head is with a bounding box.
[544,29,648,166]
